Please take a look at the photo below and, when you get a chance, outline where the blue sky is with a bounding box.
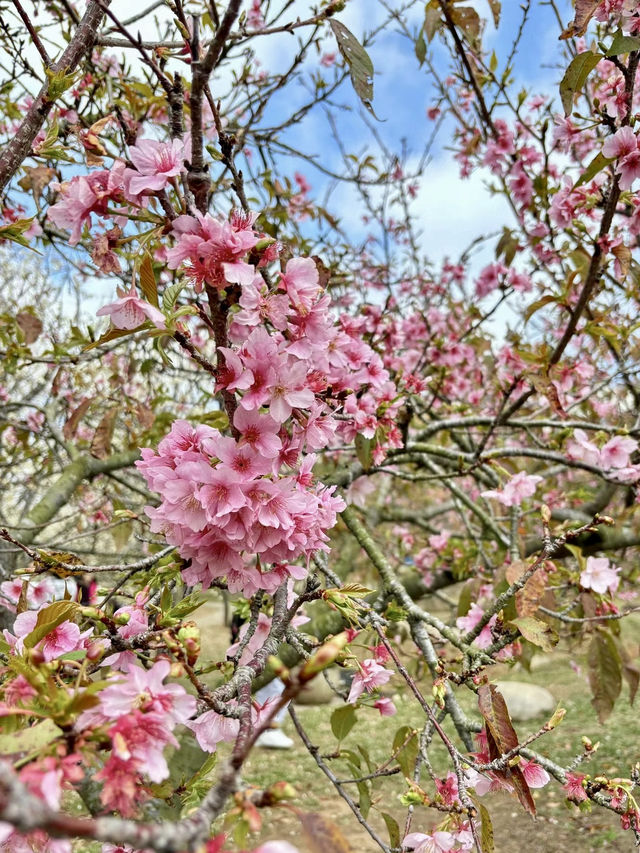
[233,0,575,265]
[9,0,576,313]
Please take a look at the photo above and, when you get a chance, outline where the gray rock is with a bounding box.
[494,681,556,722]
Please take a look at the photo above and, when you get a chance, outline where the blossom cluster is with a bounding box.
[75,659,196,815]
[135,246,405,595]
[566,430,640,482]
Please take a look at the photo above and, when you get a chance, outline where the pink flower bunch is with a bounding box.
[0,753,84,853]
[456,602,495,649]
[0,576,60,612]
[603,127,640,189]
[166,210,261,291]
[76,660,196,815]
[403,827,474,853]
[47,164,127,245]
[565,430,640,480]
[136,418,345,596]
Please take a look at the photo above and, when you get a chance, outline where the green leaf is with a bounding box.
[0,219,40,251]
[559,51,602,116]
[606,30,640,56]
[473,798,495,853]
[329,19,378,118]
[163,280,185,313]
[355,432,373,471]
[620,644,640,705]
[381,812,400,849]
[83,325,139,351]
[0,719,62,755]
[415,31,427,66]
[511,616,559,652]
[392,725,418,778]
[45,67,79,100]
[574,151,615,188]
[23,601,79,649]
[524,293,558,323]
[356,779,371,819]
[139,253,160,307]
[588,629,622,722]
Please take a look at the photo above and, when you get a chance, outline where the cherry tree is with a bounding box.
[1,1,640,852]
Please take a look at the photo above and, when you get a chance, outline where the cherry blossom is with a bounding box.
[96,286,166,330]
[403,830,457,853]
[125,137,186,195]
[347,658,393,703]
[373,697,397,716]
[599,435,637,469]
[481,472,543,507]
[579,556,620,595]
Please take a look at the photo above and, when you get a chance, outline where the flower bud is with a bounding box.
[299,631,349,682]
[86,641,105,661]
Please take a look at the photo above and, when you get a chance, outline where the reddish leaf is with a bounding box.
[16,311,43,344]
[478,684,536,816]
[487,0,501,28]
[297,811,353,853]
[62,397,92,440]
[478,684,518,754]
[619,644,640,706]
[450,6,481,43]
[424,1,442,41]
[511,616,558,652]
[588,629,622,722]
[17,165,56,201]
[560,0,601,39]
[90,407,117,459]
[135,402,155,430]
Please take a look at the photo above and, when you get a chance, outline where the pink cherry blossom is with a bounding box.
[579,556,620,595]
[95,659,196,724]
[47,164,126,245]
[520,758,551,788]
[233,408,282,458]
[347,658,393,703]
[456,603,496,649]
[279,257,320,315]
[4,611,91,662]
[373,697,397,716]
[126,137,185,195]
[565,429,601,466]
[403,830,457,853]
[603,127,640,188]
[564,772,587,802]
[252,843,300,853]
[602,126,637,160]
[96,286,166,330]
[166,210,259,291]
[599,435,637,469]
[481,472,543,507]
